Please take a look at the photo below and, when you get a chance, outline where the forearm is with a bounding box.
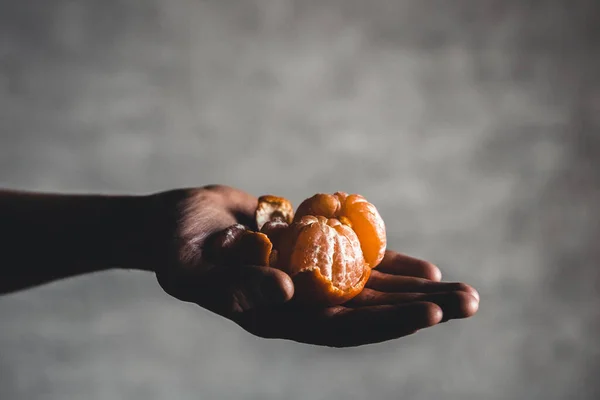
[0,190,156,294]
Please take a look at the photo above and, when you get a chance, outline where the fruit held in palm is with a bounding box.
[258,192,386,306]
[213,192,386,306]
[292,192,387,269]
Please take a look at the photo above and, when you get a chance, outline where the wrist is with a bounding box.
[107,194,163,273]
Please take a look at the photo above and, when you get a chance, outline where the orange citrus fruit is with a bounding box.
[293,192,387,269]
[260,192,386,306]
[211,192,386,306]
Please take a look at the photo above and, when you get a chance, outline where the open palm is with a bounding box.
[153,185,479,348]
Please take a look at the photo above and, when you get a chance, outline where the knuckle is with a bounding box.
[202,184,233,195]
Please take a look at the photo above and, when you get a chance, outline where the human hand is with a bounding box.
[148,185,479,347]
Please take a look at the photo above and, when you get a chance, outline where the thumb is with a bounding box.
[216,266,294,315]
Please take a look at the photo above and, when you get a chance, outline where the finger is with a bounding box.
[376,250,442,281]
[315,302,443,347]
[346,288,479,319]
[201,265,294,317]
[366,271,480,302]
[229,266,294,311]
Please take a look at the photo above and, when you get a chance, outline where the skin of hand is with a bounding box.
[147,185,480,348]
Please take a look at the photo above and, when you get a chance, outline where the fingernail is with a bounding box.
[455,283,480,303]
[470,288,480,303]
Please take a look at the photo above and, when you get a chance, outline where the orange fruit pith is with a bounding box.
[261,193,387,306]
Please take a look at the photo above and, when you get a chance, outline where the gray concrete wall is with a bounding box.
[1,1,598,399]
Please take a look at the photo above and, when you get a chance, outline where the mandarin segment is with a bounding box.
[293,193,341,221]
[340,194,387,268]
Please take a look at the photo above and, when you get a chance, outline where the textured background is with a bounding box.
[1,1,599,399]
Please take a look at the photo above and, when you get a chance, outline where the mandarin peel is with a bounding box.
[255,195,294,231]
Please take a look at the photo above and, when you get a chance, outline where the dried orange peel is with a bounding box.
[214,192,386,306]
[255,195,294,230]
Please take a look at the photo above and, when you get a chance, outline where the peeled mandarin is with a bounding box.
[213,193,387,306]
[294,192,386,268]
[263,193,386,306]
